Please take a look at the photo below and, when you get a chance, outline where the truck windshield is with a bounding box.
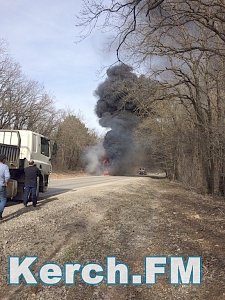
[0,131,20,146]
[41,137,50,157]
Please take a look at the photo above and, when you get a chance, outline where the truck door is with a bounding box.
[40,136,51,169]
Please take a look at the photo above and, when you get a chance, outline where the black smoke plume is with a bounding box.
[95,64,140,175]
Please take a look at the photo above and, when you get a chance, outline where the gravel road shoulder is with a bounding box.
[0,177,224,300]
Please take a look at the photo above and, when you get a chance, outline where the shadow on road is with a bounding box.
[2,197,59,224]
[6,187,72,207]
[39,187,73,200]
[3,187,73,223]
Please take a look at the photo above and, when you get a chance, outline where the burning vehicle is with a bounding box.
[84,64,151,176]
[139,168,147,176]
[94,65,140,176]
[103,158,110,175]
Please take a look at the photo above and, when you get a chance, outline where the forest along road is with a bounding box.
[0,176,224,300]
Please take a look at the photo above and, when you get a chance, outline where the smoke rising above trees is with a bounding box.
[93,64,159,175]
[79,0,225,194]
[94,64,140,175]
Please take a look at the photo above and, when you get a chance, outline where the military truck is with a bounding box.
[0,130,51,200]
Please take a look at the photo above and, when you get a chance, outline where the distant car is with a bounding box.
[139,168,147,175]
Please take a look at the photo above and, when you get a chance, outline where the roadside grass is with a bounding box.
[59,178,225,299]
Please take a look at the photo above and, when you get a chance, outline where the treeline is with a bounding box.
[80,0,225,194]
[0,40,97,171]
[0,41,59,136]
[52,114,97,171]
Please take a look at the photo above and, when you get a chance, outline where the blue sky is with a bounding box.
[0,0,116,133]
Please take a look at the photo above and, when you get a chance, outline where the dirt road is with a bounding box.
[0,176,224,299]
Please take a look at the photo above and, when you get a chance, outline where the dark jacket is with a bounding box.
[24,165,41,186]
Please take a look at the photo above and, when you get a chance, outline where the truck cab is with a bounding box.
[0,130,51,200]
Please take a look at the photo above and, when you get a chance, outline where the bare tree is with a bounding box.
[53,114,97,171]
[78,0,225,61]
[0,44,61,138]
[78,0,225,194]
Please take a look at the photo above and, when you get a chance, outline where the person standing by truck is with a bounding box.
[23,160,41,207]
[0,154,10,220]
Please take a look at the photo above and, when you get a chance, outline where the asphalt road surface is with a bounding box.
[41,175,131,199]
